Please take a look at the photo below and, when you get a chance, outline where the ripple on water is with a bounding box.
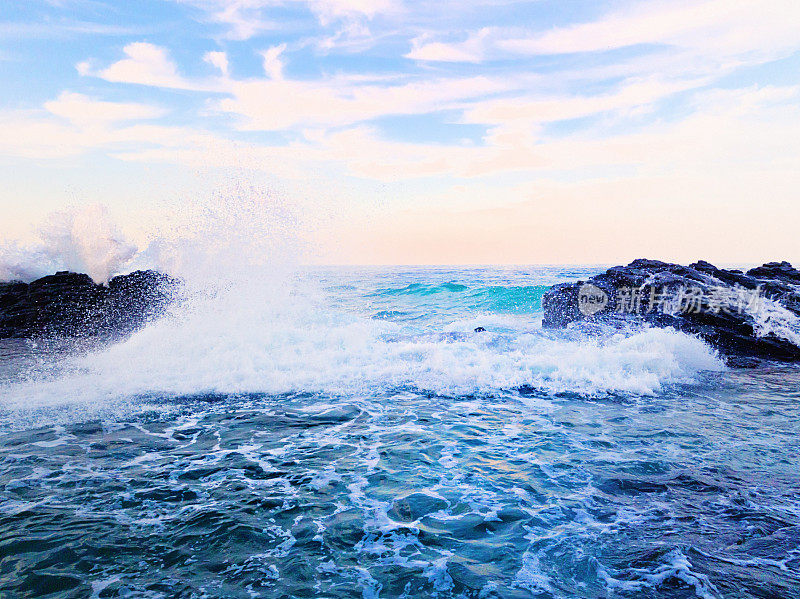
[0,380,798,597]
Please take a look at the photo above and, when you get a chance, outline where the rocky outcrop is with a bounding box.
[0,270,178,339]
[543,260,800,364]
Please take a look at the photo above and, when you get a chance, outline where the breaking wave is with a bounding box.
[4,191,799,599]
[0,191,725,417]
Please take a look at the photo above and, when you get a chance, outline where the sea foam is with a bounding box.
[1,277,723,413]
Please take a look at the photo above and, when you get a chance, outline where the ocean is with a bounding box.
[1,265,799,598]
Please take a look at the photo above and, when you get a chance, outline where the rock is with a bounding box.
[542,260,800,364]
[0,270,178,339]
[746,261,800,283]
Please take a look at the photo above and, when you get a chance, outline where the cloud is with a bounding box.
[0,20,146,39]
[4,81,800,266]
[261,44,286,79]
[44,92,166,127]
[84,41,525,132]
[83,41,528,131]
[118,84,800,190]
[405,28,492,63]
[19,71,800,190]
[308,0,397,23]
[189,0,279,40]
[408,0,800,77]
[216,73,516,130]
[83,42,229,92]
[500,0,800,61]
[180,0,399,39]
[204,50,230,75]
[6,0,800,266]
[0,93,203,159]
[93,42,204,90]
[315,20,376,53]
[462,76,705,126]
[292,84,800,181]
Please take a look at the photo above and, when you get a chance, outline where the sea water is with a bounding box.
[1,265,799,598]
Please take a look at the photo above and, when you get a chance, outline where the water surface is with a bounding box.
[1,266,798,598]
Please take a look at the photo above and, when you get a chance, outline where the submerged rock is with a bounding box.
[0,270,178,339]
[542,259,800,364]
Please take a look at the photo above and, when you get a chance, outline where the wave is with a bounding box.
[0,277,724,416]
[374,282,469,295]
[0,193,725,418]
[466,285,549,313]
[371,282,549,314]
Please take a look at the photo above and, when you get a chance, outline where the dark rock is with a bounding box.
[746,261,800,283]
[0,270,178,339]
[542,259,800,364]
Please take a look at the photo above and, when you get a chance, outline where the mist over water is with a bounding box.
[0,191,798,598]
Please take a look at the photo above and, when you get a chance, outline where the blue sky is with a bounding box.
[1,0,800,264]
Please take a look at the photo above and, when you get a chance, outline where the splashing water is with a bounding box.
[0,192,798,599]
[0,205,136,284]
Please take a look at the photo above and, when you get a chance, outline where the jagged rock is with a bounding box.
[0,270,178,339]
[746,261,800,283]
[542,260,800,364]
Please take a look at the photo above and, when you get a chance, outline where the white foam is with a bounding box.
[751,295,800,347]
[600,548,723,599]
[0,278,724,413]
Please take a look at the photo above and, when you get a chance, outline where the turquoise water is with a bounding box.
[0,266,798,598]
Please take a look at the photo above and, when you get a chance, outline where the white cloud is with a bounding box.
[408,0,800,76]
[181,0,399,39]
[21,75,800,191]
[308,0,396,23]
[5,81,800,265]
[44,92,166,127]
[500,0,800,61]
[82,40,530,131]
[7,1,800,265]
[204,50,230,75]
[405,28,492,63]
[216,73,517,130]
[95,42,200,90]
[290,84,800,181]
[462,76,705,126]
[0,93,208,160]
[261,44,286,79]
[83,42,227,92]
[315,20,376,53]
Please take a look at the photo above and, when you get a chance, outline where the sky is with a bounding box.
[1,0,799,265]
